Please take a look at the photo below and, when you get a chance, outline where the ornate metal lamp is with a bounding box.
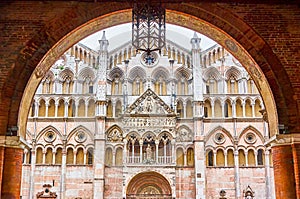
[132,0,166,57]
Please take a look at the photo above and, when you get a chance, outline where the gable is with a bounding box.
[126,89,174,115]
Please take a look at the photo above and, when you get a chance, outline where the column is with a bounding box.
[234,150,241,198]
[232,101,236,118]
[64,101,69,118]
[245,151,248,167]
[131,141,135,163]
[29,143,36,199]
[112,151,116,166]
[93,119,106,199]
[123,139,128,164]
[164,141,167,164]
[272,144,296,198]
[84,152,87,165]
[1,136,27,199]
[265,150,271,199]
[254,151,258,166]
[85,101,88,117]
[112,101,116,118]
[155,140,159,163]
[211,101,215,118]
[55,102,59,117]
[52,152,56,164]
[251,102,255,117]
[194,140,206,199]
[35,100,39,117]
[242,101,246,117]
[171,139,175,164]
[292,143,300,198]
[42,151,46,164]
[224,151,228,167]
[183,102,187,118]
[139,139,143,163]
[60,143,67,199]
[73,151,76,164]
[45,101,49,117]
[184,151,187,166]
[213,151,217,166]
[221,101,225,118]
[75,101,79,117]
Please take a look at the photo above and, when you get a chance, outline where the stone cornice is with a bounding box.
[0,136,31,149]
[267,134,300,147]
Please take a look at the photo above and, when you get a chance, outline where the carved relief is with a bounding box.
[107,128,123,142]
[176,126,193,142]
[126,89,174,114]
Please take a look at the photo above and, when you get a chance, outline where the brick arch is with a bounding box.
[7,3,294,139]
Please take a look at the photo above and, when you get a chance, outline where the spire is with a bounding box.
[101,31,107,40]
[191,31,201,50]
[193,32,198,39]
[99,31,109,51]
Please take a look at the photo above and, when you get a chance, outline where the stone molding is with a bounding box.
[0,135,30,149]
[268,134,300,147]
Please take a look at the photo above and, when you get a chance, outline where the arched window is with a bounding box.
[176,101,184,118]
[238,149,246,166]
[186,100,193,118]
[105,148,113,166]
[115,101,122,117]
[87,148,93,165]
[55,148,62,164]
[257,149,264,166]
[216,149,225,166]
[48,99,55,117]
[248,149,255,166]
[38,99,46,117]
[76,148,84,164]
[78,99,85,117]
[107,100,113,117]
[227,149,234,167]
[45,148,53,164]
[36,147,43,164]
[187,148,194,166]
[87,99,95,117]
[57,99,65,117]
[66,148,74,164]
[214,100,222,117]
[176,148,184,166]
[115,147,123,166]
[206,150,213,166]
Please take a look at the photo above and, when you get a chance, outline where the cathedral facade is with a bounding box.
[21,30,274,199]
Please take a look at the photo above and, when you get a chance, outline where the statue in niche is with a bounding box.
[144,96,153,113]
[146,144,152,160]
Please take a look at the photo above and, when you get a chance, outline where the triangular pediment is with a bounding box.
[126,89,174,115]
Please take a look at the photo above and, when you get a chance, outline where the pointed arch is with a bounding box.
[238,125,264,142]
[108,66,124,80]
[36,125,63,142]
[206,126,234,144]
[152,66,170,80]
[67,125,93,142]
[128,66,147,80]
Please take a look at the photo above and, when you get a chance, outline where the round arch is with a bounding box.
[17,5,285,138]
[126,171,172,198]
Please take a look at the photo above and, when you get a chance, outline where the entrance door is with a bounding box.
[126,172,172,199]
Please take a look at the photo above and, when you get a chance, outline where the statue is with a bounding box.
[144,96,153,113]
[146,144,152,160]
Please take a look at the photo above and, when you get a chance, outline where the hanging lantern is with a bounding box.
[132,1,166,57]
